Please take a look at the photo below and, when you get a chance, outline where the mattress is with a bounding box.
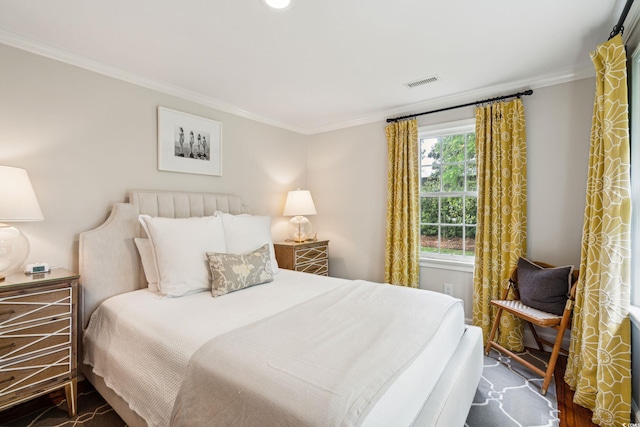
[83,270,465,427]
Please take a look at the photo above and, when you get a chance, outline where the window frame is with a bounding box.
[418,118,477,264]
[630,45,640,309]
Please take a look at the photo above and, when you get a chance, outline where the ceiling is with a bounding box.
[0,0,631,134]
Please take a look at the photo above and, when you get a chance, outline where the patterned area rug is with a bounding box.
[465,349,559,427]
[3,388,125,427]
[4,349,557,427]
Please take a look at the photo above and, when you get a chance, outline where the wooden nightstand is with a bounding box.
[274,240,329,276]
[0,269,78,418]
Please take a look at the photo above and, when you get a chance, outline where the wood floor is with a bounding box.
[555,354,599,427]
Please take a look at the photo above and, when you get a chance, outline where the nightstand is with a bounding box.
[0,269,78,418]
[274,240,329,276]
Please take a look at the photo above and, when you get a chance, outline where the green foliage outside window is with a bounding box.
[420,130,477,258]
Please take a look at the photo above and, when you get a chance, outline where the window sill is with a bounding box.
[419,257,475,273]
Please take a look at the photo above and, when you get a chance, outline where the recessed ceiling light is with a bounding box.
[262,0,294,10]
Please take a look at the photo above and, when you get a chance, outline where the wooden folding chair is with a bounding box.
[484,261,579,395]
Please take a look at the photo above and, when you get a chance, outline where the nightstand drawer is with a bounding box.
[294,244,328,276]
[0,288,72,329]
[295,261,328,276]
[294,244,328,264]
[274,240,330,276]
[0,318,72,362]
[0,347,72,399]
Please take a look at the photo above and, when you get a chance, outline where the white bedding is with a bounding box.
[83,270,464,427]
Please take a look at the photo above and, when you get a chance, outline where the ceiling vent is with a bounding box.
[405,75,439,88]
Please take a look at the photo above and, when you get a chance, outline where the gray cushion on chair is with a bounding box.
[517,258,573,316]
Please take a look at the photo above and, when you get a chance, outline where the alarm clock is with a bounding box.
[25,263,50,274]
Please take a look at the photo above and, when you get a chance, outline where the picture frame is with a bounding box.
[157,107,222,176]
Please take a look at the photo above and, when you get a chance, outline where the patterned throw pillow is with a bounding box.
[517,257,573,316]
[207,244,274,297]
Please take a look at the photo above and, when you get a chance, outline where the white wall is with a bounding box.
[525,78,593,266]
[307,122,388,282]
[0,44,307,273]
[308,78,594,321]
[1,42,596,325]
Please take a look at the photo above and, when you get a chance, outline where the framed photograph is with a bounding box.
[157,107,222,176]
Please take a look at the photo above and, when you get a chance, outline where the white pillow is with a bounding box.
[139,215,227,297]
[134,238,160,292]
[218,212,279,273]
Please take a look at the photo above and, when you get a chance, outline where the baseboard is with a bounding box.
[523,325,571,351]
[464,321,570,350]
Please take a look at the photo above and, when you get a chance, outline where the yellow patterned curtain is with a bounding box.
[564,34,631,427]
[472,98,527,350]
[385,119,419,287]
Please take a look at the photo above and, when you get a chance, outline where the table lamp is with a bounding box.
[283,189,316,242]
[0,166,44,280]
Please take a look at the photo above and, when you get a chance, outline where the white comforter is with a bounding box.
[171,280,462,427]
[83,270,464,427]
[84,271,348,426]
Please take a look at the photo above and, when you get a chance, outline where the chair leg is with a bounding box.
[541,314,572,395]
[541,342,561,395]
[485,307,503,355]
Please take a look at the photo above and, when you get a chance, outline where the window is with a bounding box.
[419,119,477,260]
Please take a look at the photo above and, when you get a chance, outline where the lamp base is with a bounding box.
[0,224,30,279]
[287,216,313,242]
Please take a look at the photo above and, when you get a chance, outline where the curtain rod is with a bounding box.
[385,89,533,123]
[610,0,635,39]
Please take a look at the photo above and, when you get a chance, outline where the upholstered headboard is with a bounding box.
[78,190,249,329]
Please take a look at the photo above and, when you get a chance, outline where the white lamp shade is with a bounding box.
[283,190,317,216]
[0,166,44,222]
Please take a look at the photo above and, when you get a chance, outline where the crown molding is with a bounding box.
[0,28,596,136]
[308,65,596,134]
[0,29,308,135]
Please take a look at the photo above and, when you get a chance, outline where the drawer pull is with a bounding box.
[0,343,16,351]
[0,376,15,385]
[0,309,15,317]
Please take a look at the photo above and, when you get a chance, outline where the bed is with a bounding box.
[79,190,483,427]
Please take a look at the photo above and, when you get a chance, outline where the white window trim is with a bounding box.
[420,257,475,273]
[631,46,640,309]
[419,118,475,138]
[419,118,476,266]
